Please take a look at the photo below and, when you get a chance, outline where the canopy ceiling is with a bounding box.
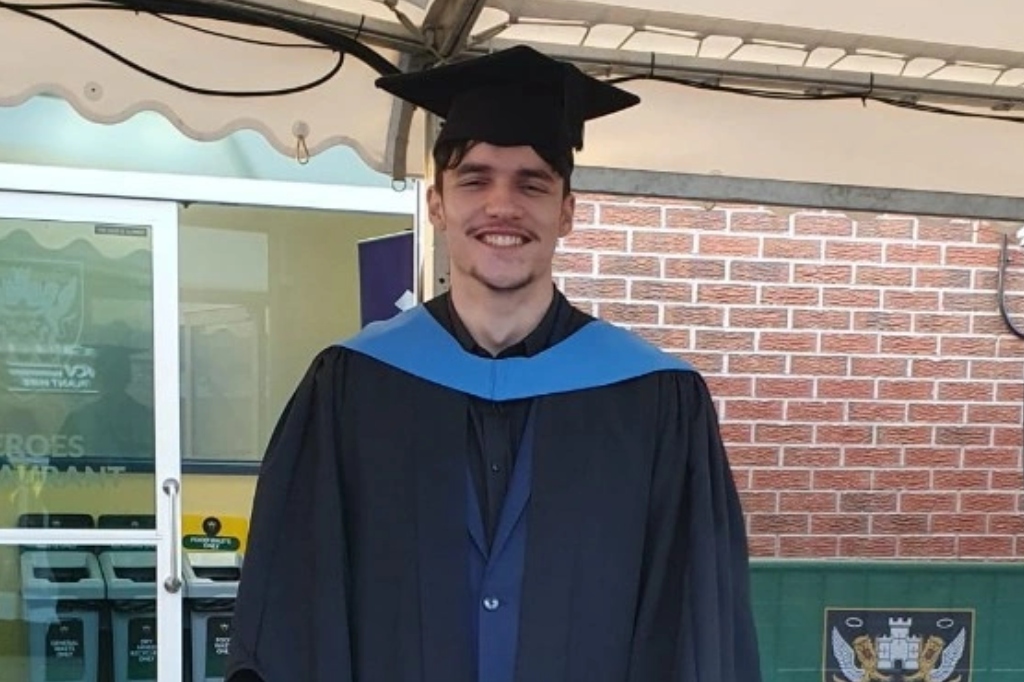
[5,0,1024,214]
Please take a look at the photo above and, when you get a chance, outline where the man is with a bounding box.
[227,45,762,682]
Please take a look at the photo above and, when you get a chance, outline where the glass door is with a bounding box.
[0,190,181,681]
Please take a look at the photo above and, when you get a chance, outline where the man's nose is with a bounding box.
[484,181,521,217]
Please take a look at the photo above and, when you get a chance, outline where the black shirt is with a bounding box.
[425,287,592,546]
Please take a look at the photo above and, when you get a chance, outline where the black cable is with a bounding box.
[3,1,345,97]
[997,234,1024,340]
[0,0,401,91]
[151,12,328,49]
[0,0,345,97]
[876,96,1024,125]
[993,234,1024,491]
[610,73,1024,125]
[98,0,399,76]
[0,1,108,7]
[12,0,1019,122]
[611,73,870,101]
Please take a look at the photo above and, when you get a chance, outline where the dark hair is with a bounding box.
[432,139,573,196]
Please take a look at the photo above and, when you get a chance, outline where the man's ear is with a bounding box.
[558,192,576,238]
[427,185,445,232]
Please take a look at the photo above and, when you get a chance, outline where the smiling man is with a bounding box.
[227,45,762,682]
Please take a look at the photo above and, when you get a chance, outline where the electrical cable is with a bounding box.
[997,234,1024,340]
[113,0,399,75]
[609,73,1024,126]
[7,0,1024,125]
[0,0,400,98]
[993,233,1024,493]
[114,0,400,74]
[151,12,328,49]
[2,0,344,97]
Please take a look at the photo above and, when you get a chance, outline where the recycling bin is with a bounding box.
[19,514,104,682]
[97,514,158,682]
[184,551,243,682]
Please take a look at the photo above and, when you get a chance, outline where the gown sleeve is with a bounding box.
[225,348,354,682]
[629,371,763,681]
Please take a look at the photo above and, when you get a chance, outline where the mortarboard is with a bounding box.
[375,45,640,155]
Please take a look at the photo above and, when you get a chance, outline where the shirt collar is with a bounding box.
[445,286,563,359]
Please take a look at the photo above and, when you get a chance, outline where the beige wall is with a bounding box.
[180,204,412,453]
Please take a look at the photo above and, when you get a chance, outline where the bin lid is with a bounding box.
[183,552,242,599]
[99,550,158,599]
[33,565,90,583]
[20,551,105,600]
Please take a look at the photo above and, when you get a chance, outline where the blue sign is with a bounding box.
[357,231,415,327]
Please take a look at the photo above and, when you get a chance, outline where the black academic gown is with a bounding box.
[226,303,762,682]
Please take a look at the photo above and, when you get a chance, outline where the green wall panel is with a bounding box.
[751,561,1024,682]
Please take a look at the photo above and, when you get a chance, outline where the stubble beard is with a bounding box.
[470,267,535,294]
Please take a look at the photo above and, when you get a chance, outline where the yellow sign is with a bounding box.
[182,514,248,554]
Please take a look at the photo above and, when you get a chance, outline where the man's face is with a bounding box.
[428,142,574,294]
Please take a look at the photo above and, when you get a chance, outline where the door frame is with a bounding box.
[0,189,182,680]
[0,162,420,680]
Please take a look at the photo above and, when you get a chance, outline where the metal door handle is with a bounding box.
[162,478,183,593]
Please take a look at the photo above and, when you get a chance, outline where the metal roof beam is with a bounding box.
[482,38,1024,110]
[575,167,1024,228]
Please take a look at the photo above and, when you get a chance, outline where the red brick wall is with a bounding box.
[558,195,1024,560]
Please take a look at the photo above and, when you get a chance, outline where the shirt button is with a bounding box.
[482,597,501,611]
[490,463,501,473]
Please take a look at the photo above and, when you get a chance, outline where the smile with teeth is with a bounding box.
[479,233,526,247]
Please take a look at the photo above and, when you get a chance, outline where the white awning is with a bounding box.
[4,0,1024,219]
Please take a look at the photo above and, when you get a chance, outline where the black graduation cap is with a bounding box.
[375,45,640,154]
